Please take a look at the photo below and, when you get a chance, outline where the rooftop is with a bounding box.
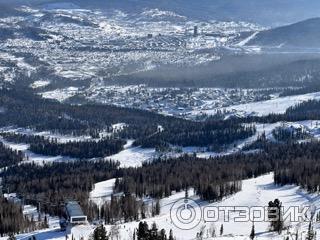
[66,201,86,217]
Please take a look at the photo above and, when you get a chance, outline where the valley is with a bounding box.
[1,1,320,240]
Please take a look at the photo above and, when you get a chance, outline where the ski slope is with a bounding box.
[222,92,320,117]
[107,140,156,168]
[90,178,117,207]
[109,173,317,240]
[9,173,320,240]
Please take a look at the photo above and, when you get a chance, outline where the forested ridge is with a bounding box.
[0,88,256,149]
[0,133,126,158]
[3,89,320,236]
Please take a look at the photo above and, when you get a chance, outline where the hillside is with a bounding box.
[247,18,320,48]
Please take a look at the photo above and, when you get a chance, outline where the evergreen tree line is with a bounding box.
[101,195,160,224]
[271,125,311,142]
[134,124,256,150]
[90,221,175,240]
[0,197,33,237]
[1,160,121,219]
[274,148,320,192]
[1,133,126,158]
[4,140,320,235]
[243,137,320,194]
[0,141,24,168]
[113,154,269,201]
[0,88,259,150]
[0,150,272,228]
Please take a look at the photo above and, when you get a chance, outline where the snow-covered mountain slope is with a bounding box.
[7,173,320,240]
[246,18,320,49]
[220,92,320,117]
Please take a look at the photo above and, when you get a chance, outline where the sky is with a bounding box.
[1,0,320,26]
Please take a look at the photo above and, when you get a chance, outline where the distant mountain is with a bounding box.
[247,18,320,48]
[2,0,320,26]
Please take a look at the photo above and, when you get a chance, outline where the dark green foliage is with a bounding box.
[135,121,256,150]
[250,224,255,240]
[1,132,125,159]
[268,199,283,234]
[93,225,108,240]
[0,89,256,150]
[136,222,171,240]
[306,222,315,240]
[272,125,310,142]
[0,197,32,237]
[0,133,125,158]
[0,142,24,168]
[220,224,223,236]
[1,160,120,219]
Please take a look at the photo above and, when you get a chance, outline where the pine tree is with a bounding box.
[155,200,161,216]
[268,199,283,234]
[250,224,255,240]
[133,229,136,240]
[8,233,16,240]
[169,229,174,240]
[93,225,108,240]
[220,224,224,236]
[137,222,148,240]
[306,222,315,240]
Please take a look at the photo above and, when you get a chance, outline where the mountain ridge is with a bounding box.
[247,17,320,48]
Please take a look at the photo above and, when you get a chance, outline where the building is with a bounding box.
[65,201,87,224]
[193,26,198,37]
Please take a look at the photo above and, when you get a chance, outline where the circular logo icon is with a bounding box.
[170,198,202,230]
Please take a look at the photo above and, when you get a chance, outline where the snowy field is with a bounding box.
[1,120,320,167]
[107,140,157,168]
[221,92,320,117]
[7,173,320,240]
[0,127,94,143]
[108,173,315,240]
[30,80,51,89]
[40,87,80,102]
[0,137,76,165]
[90,178,117,207]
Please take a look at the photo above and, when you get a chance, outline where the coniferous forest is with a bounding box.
[3,88,320,236]
[0,133,126,158]
[0,197,33,237]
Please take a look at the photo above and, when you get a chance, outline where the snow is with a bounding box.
[0,127,94,143]
[23,205,38,216]
[30,80,51,89]
[6,173,320,240]
[112,123,127,132]
[103,173,319,240]
[236,32,259,47]
[41,87,79,102]
[0,137,77,165]
[106,140,156,168]
[221,92,320,117]
[90,178,117,207]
